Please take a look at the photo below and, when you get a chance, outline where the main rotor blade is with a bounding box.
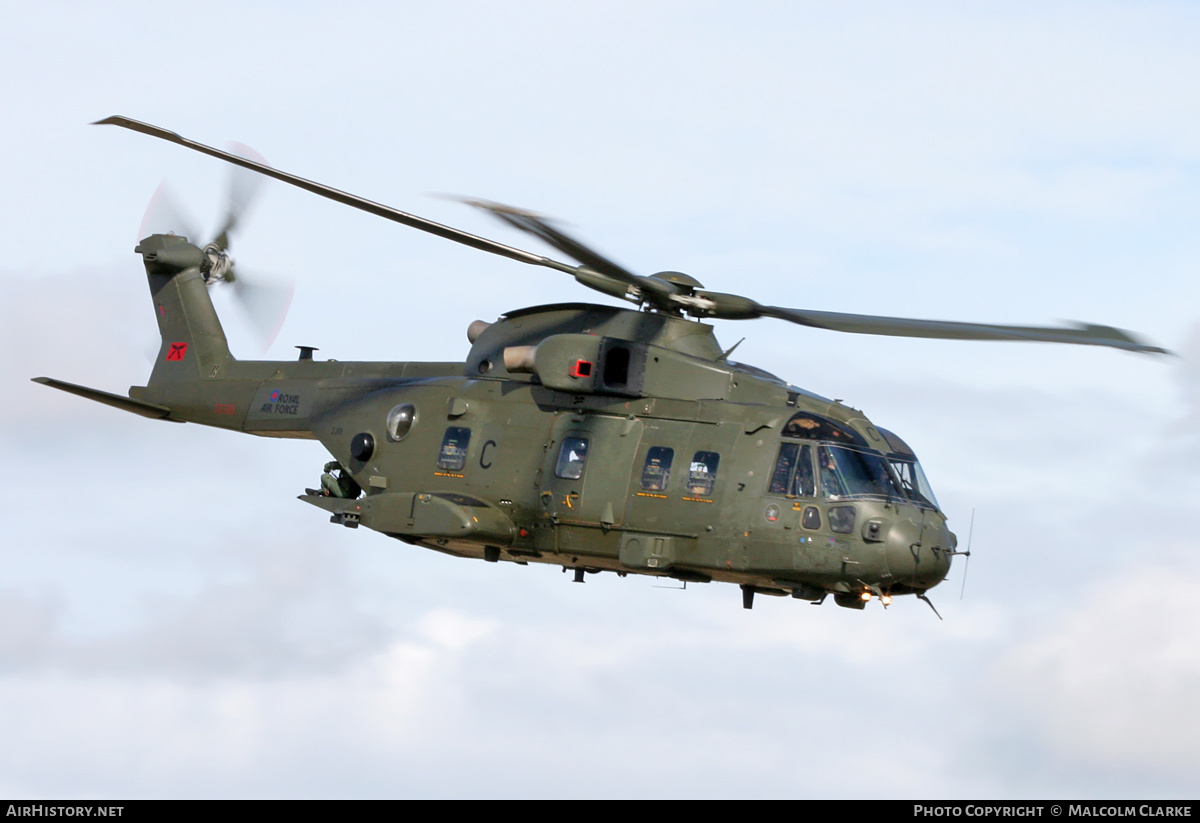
[453,197,677,300]
[761,306,1169,354]
[94,116,579,276]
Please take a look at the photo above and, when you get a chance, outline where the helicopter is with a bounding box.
[34,116,1170,613]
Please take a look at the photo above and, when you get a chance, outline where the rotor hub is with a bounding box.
[202,243,235,283]
[646,270,704,292]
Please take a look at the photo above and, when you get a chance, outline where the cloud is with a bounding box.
[0,540,385,680]
[2,267,151,421]
[0,634,466,797]
[994,551,1200,780]
[4,0,1200,800]
[1169,321,1200,435]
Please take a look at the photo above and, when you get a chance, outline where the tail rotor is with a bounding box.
[138,143,294,351]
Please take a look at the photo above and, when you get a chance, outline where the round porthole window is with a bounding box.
[386,403,417,441]
[350,432,375,461]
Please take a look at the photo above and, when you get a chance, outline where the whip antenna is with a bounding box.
[958,508,975,600]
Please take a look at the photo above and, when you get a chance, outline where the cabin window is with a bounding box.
[687,451,720,497]
[768,443,815,497]
[555,437,590,480]
[437,426,471,471]
[386,403,417,441]
[640,447,674,491]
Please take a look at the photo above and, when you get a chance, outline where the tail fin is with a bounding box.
[135,233,234,404]
[34,234,236,423]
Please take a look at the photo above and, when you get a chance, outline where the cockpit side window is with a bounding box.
[888,455,941,510]
[769,443,797,495]
[877,427,941,510]
[769,442,814,497]
[555,437,590,480]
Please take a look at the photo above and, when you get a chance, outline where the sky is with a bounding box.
[2,0,1200,799]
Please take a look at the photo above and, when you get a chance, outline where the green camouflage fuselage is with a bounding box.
[47,234,956,609]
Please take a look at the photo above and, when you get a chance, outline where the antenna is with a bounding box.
[959,508,975,600]
[917,592,943,620]
[719,337,746,361]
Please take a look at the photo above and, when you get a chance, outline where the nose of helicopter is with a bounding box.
[883,515,953,591]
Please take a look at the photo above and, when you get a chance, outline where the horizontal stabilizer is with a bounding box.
[32,377,175,420]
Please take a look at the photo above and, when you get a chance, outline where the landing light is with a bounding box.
[860,592,872,602]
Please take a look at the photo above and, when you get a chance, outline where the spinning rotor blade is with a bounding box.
[100,116,1168,356]
[132,137,291,353]
[649,289,1166,354]
[138,181,200,244]
[759,306,1168,354]
[231,271,295,349]
[211,142,268,251]
[95,116,581,277]
[453,197,680,303]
